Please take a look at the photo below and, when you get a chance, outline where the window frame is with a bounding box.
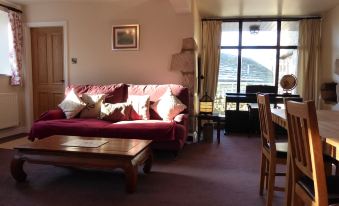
[219,18,300,93]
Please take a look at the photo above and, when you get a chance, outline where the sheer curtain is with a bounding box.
[297,19,321,108]
[8,10,23,86]
[201,20,222,100]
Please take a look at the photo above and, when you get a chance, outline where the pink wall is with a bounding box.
[24,0,194,85]
[321,4,339,84]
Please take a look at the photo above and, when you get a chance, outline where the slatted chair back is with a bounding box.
[285,100,328,205]
[257,94,276,154]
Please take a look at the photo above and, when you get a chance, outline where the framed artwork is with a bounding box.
[112,24,139,50]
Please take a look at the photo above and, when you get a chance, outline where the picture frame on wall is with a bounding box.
[112,24,139,50]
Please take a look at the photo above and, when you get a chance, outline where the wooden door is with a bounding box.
[31,27,65,120]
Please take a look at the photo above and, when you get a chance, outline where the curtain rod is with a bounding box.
[202,16,321,22]
[0,3,22,13]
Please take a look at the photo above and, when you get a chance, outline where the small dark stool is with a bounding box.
[196,114,224,144]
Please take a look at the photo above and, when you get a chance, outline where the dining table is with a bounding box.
[271,109,339,206]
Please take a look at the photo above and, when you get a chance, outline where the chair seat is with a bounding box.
[276,142,288,159]
[265,142,288,159]
[297,176,339,204]
[273,143,338,164]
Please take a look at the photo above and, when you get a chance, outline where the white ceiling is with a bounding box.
[6,0,339,17]
[7,0,131,3]
[197,0,339,18]
[6,0,192,14]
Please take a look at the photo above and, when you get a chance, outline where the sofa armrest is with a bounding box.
[174,113,188,124]
[36,108,66,121]
[174,113,189,138]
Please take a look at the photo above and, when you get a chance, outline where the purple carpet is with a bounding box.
[0,133,284,206]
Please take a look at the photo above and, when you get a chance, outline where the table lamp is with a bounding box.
[199,92,213,115]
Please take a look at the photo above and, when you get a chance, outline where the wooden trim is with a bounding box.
[0,3,22,13]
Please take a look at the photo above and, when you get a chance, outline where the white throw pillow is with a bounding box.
[151,88,187,121]
[58,89,86,119]
[127,95,150,120]
[80,94,105,118]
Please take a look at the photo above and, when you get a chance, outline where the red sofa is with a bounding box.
[29,83,189,152]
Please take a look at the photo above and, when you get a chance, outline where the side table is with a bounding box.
[196,114,224,144]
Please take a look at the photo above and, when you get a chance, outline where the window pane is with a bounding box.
[278,49,298,94]
[221,22,239,46]
[240,49,276,93]
[0,11,11,76]
[214,49,238,114]
[280,21,299,46]
[242,21,277,46]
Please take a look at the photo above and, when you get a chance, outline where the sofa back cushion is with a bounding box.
[65,83,128,104]
[128,84,189,120]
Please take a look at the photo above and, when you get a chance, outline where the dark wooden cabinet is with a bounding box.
[224,93,301,133]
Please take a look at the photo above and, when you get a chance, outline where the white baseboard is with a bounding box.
[0,126,28,139]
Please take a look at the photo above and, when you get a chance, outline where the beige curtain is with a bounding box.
[201,20,222,100]
[8,10,24,86]
[297,19,321,108]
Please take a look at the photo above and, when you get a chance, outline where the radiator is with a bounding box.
[0,93,19,129]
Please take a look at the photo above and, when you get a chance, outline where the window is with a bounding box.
[0,10,12,76]
[214,19,299,114]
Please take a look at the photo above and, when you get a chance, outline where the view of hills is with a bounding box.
[218,53,273,84]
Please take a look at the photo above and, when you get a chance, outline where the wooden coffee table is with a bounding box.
[11,135,153,193]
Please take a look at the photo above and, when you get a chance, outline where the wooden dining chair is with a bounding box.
[285,100,339,206]
[257,94,287,206]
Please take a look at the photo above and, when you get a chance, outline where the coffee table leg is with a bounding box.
[143,152,153,174]
[11,157,27,182]
[124,163,138,193]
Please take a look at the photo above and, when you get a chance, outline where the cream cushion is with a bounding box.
[80,94,105,118]
[128,95,150,120]
[58,89,86,119]
[151,89,187,121]
[100,102,132,122]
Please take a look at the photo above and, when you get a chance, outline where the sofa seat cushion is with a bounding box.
[29,119,112,140]
[101,120,179,141]
[29,119,183,142]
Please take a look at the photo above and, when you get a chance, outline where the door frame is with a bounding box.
[24,21,68,129]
